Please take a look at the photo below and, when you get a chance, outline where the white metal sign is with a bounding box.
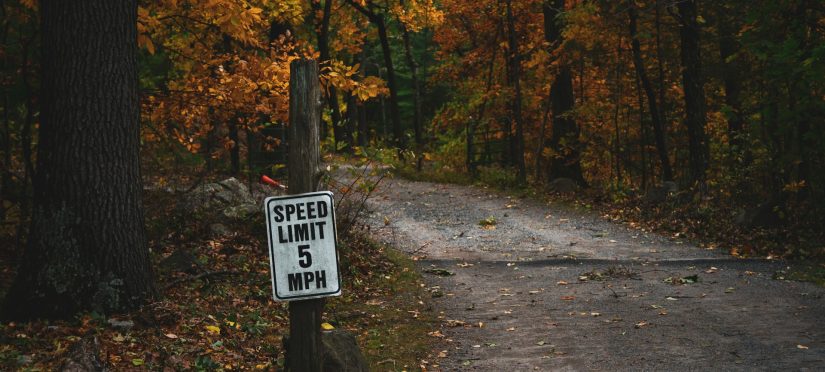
[264,191,341,301]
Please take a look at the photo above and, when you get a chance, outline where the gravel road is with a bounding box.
[363,176,825,371]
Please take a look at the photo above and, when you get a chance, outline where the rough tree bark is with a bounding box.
[629,3,673,182]
[676,0,709,184]
[544,0,585,185]
[2,0,156,320]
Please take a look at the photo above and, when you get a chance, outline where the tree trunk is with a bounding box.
[357,50,369,147]
[612,46,624,188]
[399,0,423,162]
[635,66,648,190]
[629,4,672,182]
[375,18,404,149]
[677,0,709,184]
[0,14,10,223]
[229,119,240,174]
[315,0,345,151]
[544,0,585,185]
[715,4,743,151]
[3,0,156,320]
[285,59,325,372]
[506,0,526,184]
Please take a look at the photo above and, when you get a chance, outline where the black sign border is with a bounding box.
[265,191,342,301]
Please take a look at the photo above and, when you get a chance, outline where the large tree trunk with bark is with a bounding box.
[2,0,156,320]
[677,0,709,184]
[629,4,673,182]
[544,0,585,185]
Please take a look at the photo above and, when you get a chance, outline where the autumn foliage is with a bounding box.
[1,1,823,289]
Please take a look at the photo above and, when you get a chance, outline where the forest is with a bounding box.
[0,0,824,370]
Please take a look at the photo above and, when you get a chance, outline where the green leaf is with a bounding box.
[132,358,145,366]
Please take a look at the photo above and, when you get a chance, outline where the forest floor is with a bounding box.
[363,175,825,370]
[0,177,435,371]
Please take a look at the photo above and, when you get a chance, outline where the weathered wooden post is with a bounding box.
[286,58,324,372]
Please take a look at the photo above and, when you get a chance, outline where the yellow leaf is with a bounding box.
[321,322,335,330]
[138,34,155,55]
[206,325,221,335]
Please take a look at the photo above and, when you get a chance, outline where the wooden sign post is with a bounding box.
[285,58,324,372]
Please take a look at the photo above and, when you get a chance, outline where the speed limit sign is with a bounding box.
[263,191,341,301]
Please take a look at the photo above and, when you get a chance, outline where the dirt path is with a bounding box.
[363,177,825,371]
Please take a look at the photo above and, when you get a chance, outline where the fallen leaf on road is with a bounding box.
[428,330,445,338]
[705,267,719,273]
[557,281,568,285]
[725,287,735,293]
[635,321,649,329]
[537,340,546,346]
[506,327,516,331]
[561,296,575,301]
[797,345,809,350]
[164,333,178,339]
[591,312,601,317]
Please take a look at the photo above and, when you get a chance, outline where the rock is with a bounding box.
[209,223,231,237]
[549,178,579,194]
[106,318,134,331]
[183,177,256,214]
[644,181,678,205]
[282,330,368,372]
[218,177,253,201]
[222,204,259,220]
[59,335,106,372]
[736,200,782,229]
[159,249,198,273]
[322,330,369,372]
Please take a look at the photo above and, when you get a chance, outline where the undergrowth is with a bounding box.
[0,171,436,371]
